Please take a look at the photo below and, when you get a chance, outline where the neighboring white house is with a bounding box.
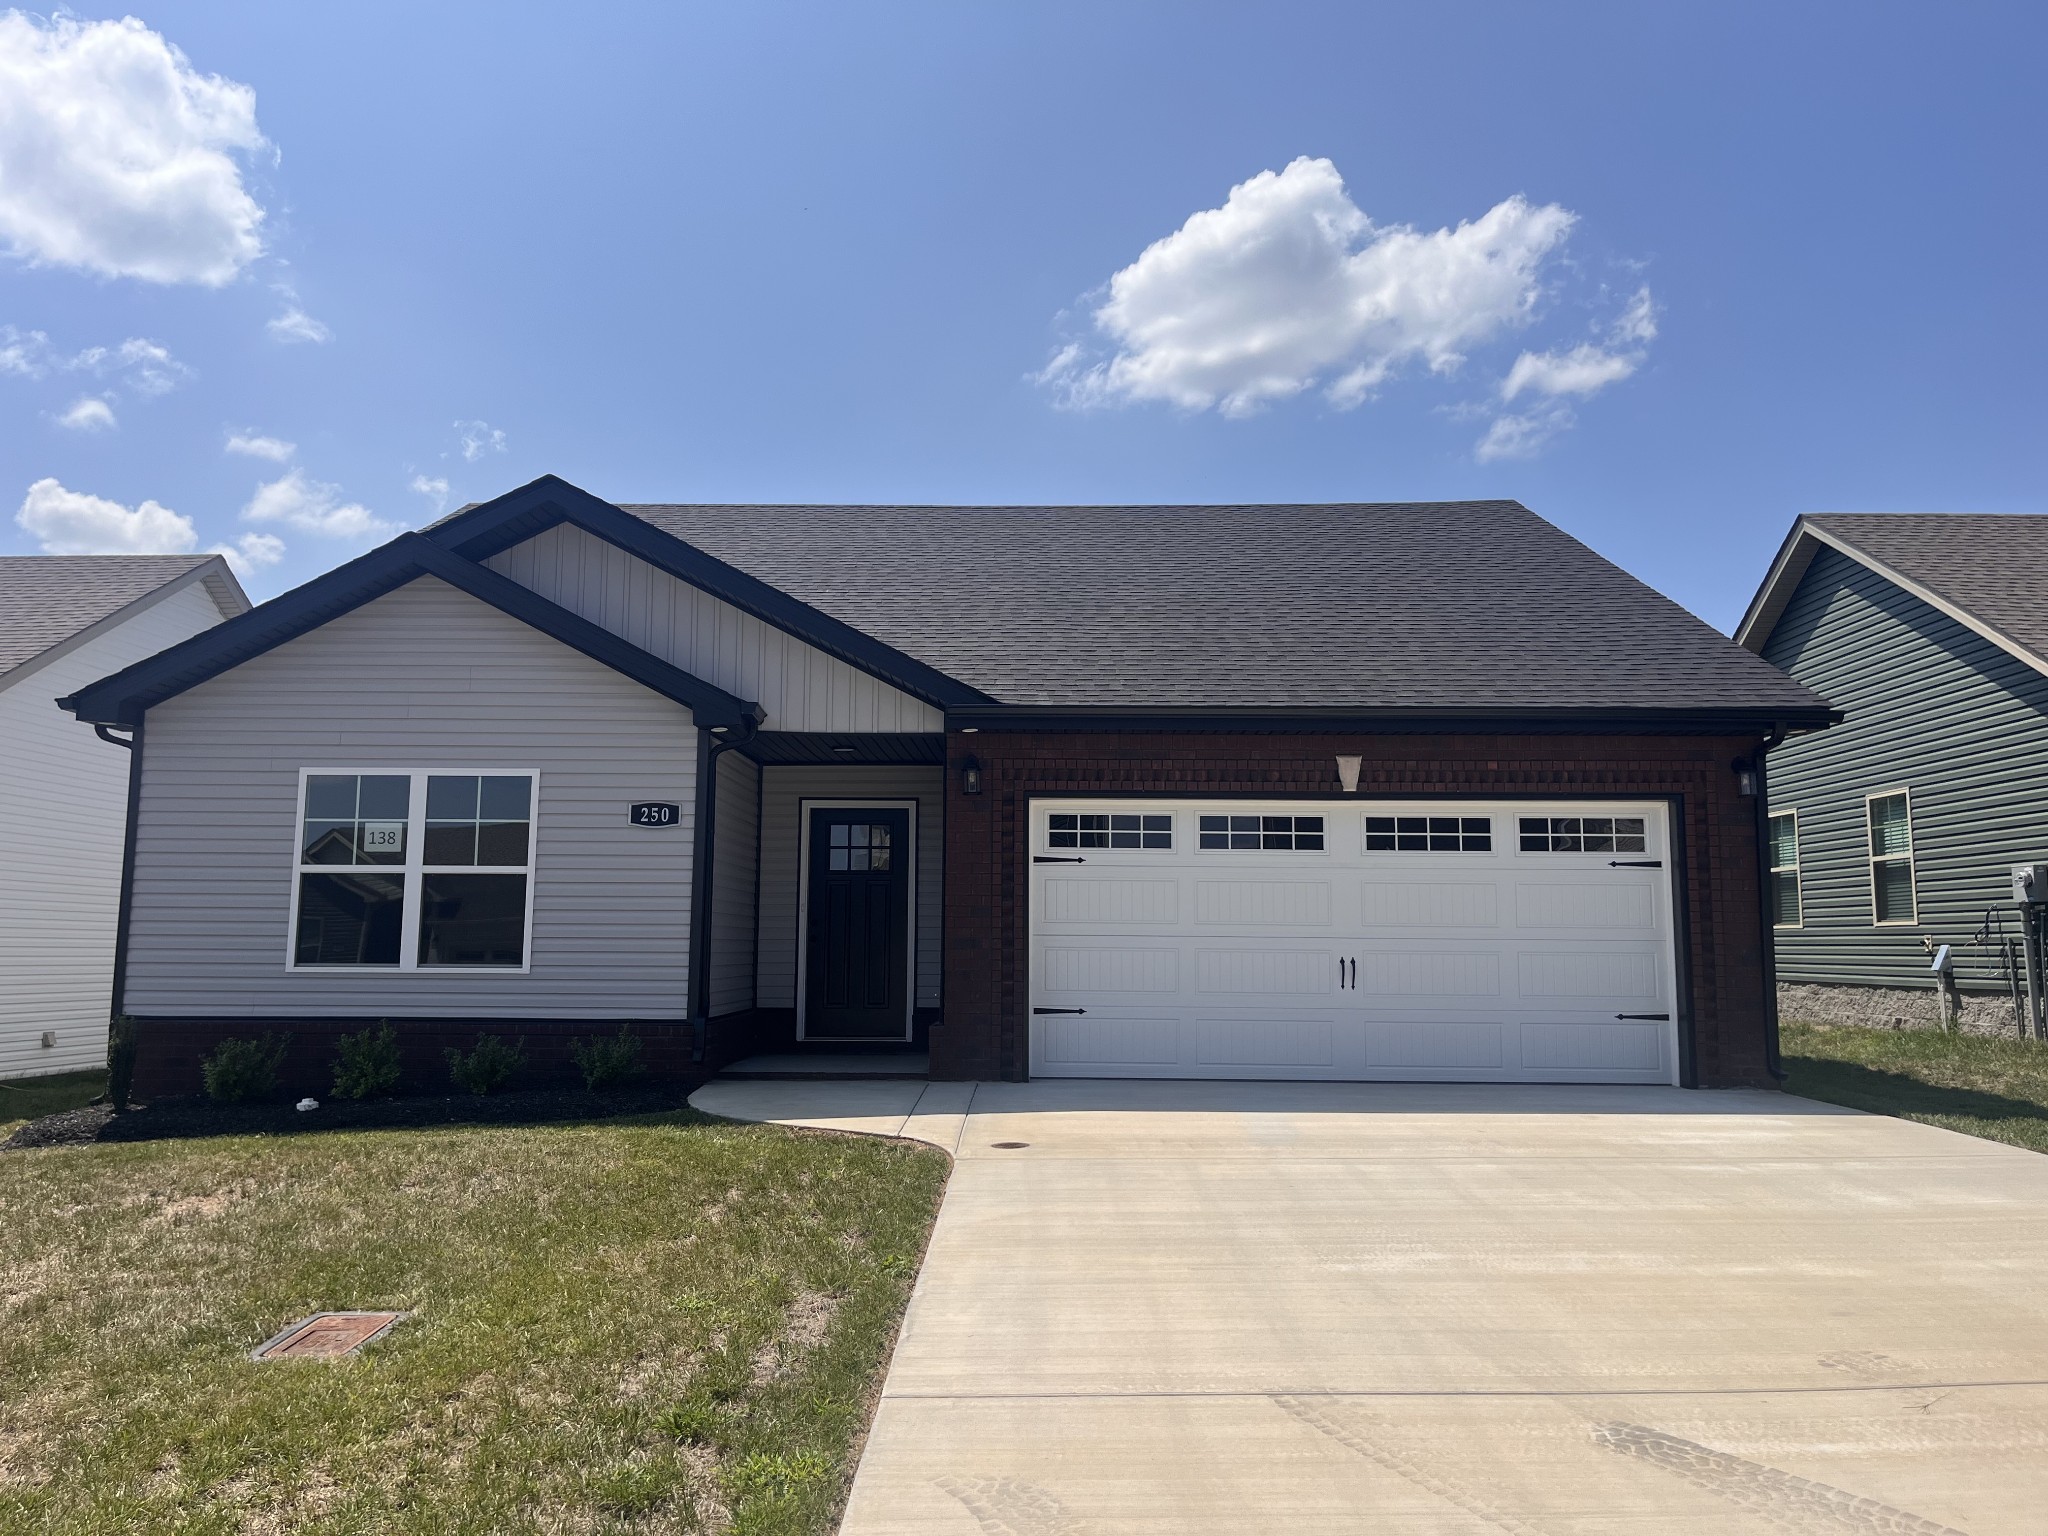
[0,555,248,1079]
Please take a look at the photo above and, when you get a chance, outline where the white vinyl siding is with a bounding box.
[756,765,943,1012]
[709,749,760,1016]
[0,582,229,1077]
[125,577,698,1018]
[486,523,944,733]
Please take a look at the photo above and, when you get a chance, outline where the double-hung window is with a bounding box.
[1767,810,1802,927]
[1866,790,1916,924]
[293,770,537,969]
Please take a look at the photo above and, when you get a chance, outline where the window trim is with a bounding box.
[1767,807,1803,928]
[1865,787,1918,926]
[286,767,540,974]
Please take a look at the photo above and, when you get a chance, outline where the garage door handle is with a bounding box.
[1609,860,1662,868]
[1615,1013,1671,1021]
[1034,855,1086,864]
[1033,1007,1087,1015]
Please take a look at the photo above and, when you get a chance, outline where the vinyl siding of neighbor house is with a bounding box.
[125,576,699,1018]
[1761,544,2048,993]
[756,765,943,1014]
[709,748,760,1017]
[486,523,945,733]
[0,582,229,1077]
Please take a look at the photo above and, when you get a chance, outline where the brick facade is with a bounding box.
[932,729,1778,1088]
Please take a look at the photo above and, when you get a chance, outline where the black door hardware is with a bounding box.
[1608,860,1663,868]
[1034,855,1086,864]
[1614,1013,1671,1021]
[1033,1007,1087,1015]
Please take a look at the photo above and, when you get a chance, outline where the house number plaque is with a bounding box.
[629,802,681,827]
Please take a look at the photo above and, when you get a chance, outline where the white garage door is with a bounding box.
[1028,799,1681,1084]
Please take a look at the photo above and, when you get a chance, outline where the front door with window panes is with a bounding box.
[803,807,911,1039]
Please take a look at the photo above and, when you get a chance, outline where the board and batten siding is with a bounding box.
[0,582,230,1077]
[125,576,699,1018]
[1762,544,2048,993]
[756,765,943,1012]
[708,748,760,1016]
[487,523,945,733]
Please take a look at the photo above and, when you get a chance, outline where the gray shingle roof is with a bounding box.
[620,500,1830,715]
[0,555,238,677]
[1801,513,2048,670]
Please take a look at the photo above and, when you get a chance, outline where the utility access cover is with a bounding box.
[253,1312,405,1360]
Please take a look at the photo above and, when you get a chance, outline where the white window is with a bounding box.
[1048,812,1172,850]
[1768,810,1802,927]
[1198,813,1324,851]
[291,770,538,970]
[1866,790,1916,924]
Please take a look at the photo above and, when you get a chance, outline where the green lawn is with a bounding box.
[1781,1020,2048,1154]
[0,1111,948,1534]
[0,1068,106,1139]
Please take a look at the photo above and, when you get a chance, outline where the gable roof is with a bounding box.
[620,499,1834,722]
[1737,513,2048,678]
[0,554,247,685]
[59,532,762,732]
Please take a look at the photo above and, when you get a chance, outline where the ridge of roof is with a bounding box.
[1737,511,2048,679]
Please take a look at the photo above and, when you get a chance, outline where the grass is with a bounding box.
[1781,1020,2048,1154]
[0,1069,106,1139]
[0,1110,948,1534]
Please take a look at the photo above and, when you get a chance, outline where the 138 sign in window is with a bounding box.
[630,801,680,827]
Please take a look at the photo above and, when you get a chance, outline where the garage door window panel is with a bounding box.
[1049,813,1172,850]
[1519,816,1647,854]
[1366,816,1492,853]
[1199,814,1323,851]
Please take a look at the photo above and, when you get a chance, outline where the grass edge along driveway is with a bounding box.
[1781,1019,2048,1155]
[0,1109,948,1535]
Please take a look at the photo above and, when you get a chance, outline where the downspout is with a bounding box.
[97,721,142,1022]
[688,719,755,1065]
[1753,723,1790,1082]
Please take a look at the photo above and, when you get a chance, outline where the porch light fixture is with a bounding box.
[1734,759,1759,797]
[961,756,983,795]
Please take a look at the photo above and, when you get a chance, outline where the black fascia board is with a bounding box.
[426,474,995,711]
[59,533,764,732]
[942,704,1843,735]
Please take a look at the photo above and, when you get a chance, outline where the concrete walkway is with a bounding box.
[688,1078,2048,1534]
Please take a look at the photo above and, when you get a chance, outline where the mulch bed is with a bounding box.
[3,1085,703,1151]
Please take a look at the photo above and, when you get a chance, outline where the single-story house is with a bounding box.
[1737,512,2048,1032]
[1,554,248,1079]
[61,476,1834,1095]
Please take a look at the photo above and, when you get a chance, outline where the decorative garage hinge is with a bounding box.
[1033,1007,1087,1015]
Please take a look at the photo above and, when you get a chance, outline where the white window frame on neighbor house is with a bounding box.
[794,798,919,1042]
[286,768,540,973]
[1865,788,1918,926]
[1768,808,1803,928]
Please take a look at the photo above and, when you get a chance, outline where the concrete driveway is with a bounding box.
[688,1078,2048,1534]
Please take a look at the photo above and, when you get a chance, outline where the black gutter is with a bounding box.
[945,706,1842,736]
[688,718,756,1063]
[100,721,142,1025]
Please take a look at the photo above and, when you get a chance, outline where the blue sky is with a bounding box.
[2,3,2041,631]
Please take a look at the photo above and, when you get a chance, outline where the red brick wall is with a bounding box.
[933,730,1776,1088]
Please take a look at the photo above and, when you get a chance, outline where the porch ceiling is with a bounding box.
[740,731,946,766]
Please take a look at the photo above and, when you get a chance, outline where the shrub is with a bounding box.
[570,1025,644,1090]
[106,1014,138,1110]
[201,1034,288,1104]
[444,1033,524,1095]
[332,1021,403,1100]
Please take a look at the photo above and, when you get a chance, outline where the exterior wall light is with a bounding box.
[961,756,983,795]
[1734,760,1759,797]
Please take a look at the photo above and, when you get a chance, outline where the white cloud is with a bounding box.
[0,324,49,376]
[456,420,505,461]
[225,430,295,461]
[0,14,267,285]
[208,529,285,577]
[1039,157,1575,417]
[70,337,191,396]
[267,305,330,344]
[1479,285,1657,459]
[56,395,115,431]
[241,467,392,540]
[15,477,197,553]
[1475,404,1575,463]
[409,474,450,514]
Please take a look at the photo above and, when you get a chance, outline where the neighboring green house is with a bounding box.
[1738,513,2048,1031]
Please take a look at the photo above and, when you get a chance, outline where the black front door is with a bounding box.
[804,807,911,1039]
